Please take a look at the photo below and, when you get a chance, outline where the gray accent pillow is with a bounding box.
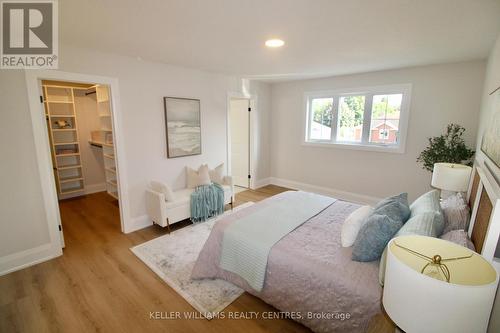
[395,211,440,238]
[441,193,470,234]
[379,192,446,286]
[410,190,444,235]
[373,193,410,223]
[352,214,403,262]
[440,229,476,251]
[379,212,441,285]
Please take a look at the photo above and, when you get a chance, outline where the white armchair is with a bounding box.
[146,176,234,231]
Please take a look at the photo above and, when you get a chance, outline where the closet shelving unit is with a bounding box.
[43,85,85,197]
[95,85,119,200]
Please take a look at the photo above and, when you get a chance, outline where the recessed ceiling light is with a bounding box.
[265,39,285,48]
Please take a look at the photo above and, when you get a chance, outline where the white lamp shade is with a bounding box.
[431,163,472,192]
[383,236,498,333]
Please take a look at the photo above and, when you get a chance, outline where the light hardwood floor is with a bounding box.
[0,185,393,333]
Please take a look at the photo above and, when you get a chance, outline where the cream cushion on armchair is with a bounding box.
[146,165,234,228]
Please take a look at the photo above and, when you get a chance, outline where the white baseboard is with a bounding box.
[253,177,272,189]
[59,183,106,200]
[127,178,379,234]
[269,177,381,205]
[0,242,62,276]
[126,215,153,233]
[85,183,107,195]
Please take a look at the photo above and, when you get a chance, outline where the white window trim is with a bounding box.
[302,83,412,154]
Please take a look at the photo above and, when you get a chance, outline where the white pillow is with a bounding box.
[197,164,211,186]
[209,163,224,184]
[186,165,212,188]
[150,181,175,201]
[341,205,374,247]
[186,167,198,188]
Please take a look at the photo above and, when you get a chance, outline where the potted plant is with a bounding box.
[417,124,475,172]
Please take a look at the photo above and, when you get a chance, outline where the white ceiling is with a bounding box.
[60,0,500,81]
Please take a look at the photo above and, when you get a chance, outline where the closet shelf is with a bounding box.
[45,100,74,104]
[107,180,117,186]
[43,83,88,199]
[56,153,80,157]
[60,186,85,195]
[95,84,119,201]
[60,177,84,184]
[105,167,116,174]
[54,142,79,146]
[89,140,103,148]
[57,164,82,171]
[88,140,113,148]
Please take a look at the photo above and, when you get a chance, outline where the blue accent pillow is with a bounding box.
[373,193,410,223]
[352,214,403,262]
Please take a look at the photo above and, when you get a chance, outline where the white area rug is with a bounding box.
[131,202,254,319]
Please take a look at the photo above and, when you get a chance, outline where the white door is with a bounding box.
[229,98,250,188]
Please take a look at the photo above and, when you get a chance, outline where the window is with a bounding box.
[310,97,333,140]
[304,84,411,153]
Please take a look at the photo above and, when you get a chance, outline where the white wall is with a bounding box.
[0,44,271,274]
[475,33,500,333]
[57,45,271,231]
[0,71,51,263]
[270,61,485,202]
[475,34,500,183]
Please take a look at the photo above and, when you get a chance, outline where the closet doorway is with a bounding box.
[41,80,121,247]
[228,97,251,189]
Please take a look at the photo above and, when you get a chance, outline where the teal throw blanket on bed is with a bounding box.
[190,183,225,223]
[220,191,336,291]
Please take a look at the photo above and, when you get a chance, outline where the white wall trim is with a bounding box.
[226,91,258,190]
[128,215,153,233]
[269,177,381,205]
[125,177,379,233]
[0,243,61,276]
[23,70,132,272]
[58,183,107,200]
[85,183,107,195]
[253,177,272,189]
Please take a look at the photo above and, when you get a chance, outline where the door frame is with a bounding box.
[226,92,257,189]
[24,70,130,249]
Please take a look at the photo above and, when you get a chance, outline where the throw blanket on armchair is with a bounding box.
[190,183,225,223]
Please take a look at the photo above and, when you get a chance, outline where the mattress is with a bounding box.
[192,191,382,332]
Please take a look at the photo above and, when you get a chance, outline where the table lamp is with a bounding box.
[382,235,498,333]
[431,163,472,198]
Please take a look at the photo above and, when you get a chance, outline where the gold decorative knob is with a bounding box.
[432,255,442,264]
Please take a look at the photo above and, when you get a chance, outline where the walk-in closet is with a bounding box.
[42,80,119,201]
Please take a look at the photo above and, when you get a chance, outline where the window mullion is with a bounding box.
[361,94,373,144]
[330,96,339,143]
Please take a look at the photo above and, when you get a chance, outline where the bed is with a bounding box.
[191,162,500,333]
[191,191,382,332]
